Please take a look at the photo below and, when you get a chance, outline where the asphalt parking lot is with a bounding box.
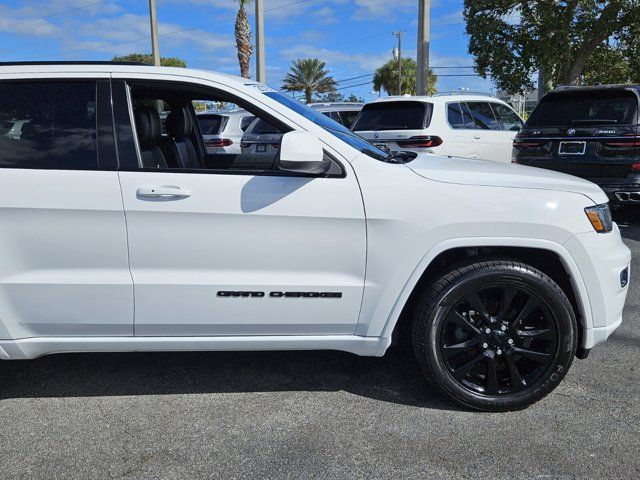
[1,216,639,479]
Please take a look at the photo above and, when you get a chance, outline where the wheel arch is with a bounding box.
[381,238,592,354]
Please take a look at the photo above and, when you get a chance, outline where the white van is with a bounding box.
[352,94,524,163]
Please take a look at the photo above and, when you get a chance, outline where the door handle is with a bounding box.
[136,186,191,199]
[473,134,481,139]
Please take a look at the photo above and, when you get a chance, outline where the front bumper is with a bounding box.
[564,224,631,350]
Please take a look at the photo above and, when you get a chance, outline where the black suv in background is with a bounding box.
[513,85,640,208]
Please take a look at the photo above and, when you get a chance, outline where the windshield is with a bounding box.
[527,90,639,128]
[264,91,388,161]
[352,101,431,131]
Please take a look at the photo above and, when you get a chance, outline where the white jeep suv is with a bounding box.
[0,62,630,411]
[351,94,524,163]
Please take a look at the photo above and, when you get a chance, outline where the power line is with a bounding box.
[27,0,313,59]
[335,81,374,91]
[0,0,108,30]
[334,73,374,84]
[334,67,476,85]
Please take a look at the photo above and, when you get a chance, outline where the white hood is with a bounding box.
[405,154,608,204]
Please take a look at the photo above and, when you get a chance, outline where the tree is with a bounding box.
[281,59,337,103]
[464,1,640,94]
[112,53,186,67]
[373,58,437,96]
[317,92,365,103]
[235,0,253,78]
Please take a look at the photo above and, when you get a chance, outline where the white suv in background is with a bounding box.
[351,94,524,163]
[197,109,255,155]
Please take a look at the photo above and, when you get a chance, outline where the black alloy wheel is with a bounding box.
[412,259,577,411]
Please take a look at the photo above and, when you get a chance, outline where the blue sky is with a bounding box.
[0,0,494,100]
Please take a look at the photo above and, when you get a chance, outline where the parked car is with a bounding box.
[0,62,630,412]
[308,102,364,128]
[513,85,640,209]
[197,109,255,155]
[351,94,524,162]
[240,117,284,159]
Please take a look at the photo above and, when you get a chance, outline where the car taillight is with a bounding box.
[205,139,233,148]
[631,163,640,172]
[513,140,542,148]
[396,136,443,148]
[603,136,640,148]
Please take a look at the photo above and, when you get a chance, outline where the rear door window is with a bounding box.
[197,114,228,135]
[0,81,99,169]
[447,102,467,129]
[492,103,523,131]
[465,102,502,130]
[527,90,639,127]
[352,101,431,131]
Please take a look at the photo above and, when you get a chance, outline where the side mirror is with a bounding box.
[277,131,331,175]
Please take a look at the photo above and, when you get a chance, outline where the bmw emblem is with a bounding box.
[374,132,379,139]
[567,128,576,136]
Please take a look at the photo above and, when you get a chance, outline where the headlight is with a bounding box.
[585,203,613,233]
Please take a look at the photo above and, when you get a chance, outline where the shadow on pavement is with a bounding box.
[0,348,461,411]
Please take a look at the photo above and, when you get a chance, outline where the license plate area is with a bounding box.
[559,141,586,155]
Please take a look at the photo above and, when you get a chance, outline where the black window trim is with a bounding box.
[0,77,116,172]
[120,78,346,179]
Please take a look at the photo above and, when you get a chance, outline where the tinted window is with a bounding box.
[338,110,360,128]
[245,118,283,135]
[465,102,501,130]
[492,103,523,131]
[447,102,465,129]
[0,81,98,169]
[240,115,255,131]
[197,114,228,134]
[352,101,431,131]
[527,90,639,127]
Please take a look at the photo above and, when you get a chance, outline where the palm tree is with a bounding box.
[235,0,253,78]
[373,58,438,96]
[282,59,337,104]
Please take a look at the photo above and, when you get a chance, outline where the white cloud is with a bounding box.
[280,43,391,72]
[351,0,415,21]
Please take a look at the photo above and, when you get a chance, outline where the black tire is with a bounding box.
[412,259,577,412]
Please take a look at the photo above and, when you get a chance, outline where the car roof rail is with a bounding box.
[553,83,640,91]
[431,91,495,97]
[0,61,150,66]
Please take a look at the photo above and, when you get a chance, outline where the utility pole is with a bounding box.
[538,66,547,101]
[255,0,266,82]
[148,0,160,66]
[416,0,430,95]
[393,31,403,95]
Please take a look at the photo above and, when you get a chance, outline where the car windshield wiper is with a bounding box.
[571,119,618,125]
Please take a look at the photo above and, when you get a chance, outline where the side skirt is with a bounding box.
[0,335,392,360]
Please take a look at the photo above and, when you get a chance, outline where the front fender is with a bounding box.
[356,236,592,348]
